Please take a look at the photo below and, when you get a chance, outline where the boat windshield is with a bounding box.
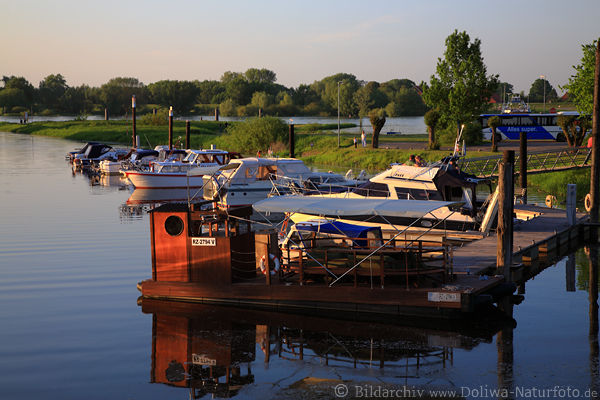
[352,181,390,197]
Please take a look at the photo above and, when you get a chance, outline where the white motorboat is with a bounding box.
[71,143,129,169]
[124,149,239,189]
[98,148,161,175]
[202,157,361,208]
[277,158,496,233]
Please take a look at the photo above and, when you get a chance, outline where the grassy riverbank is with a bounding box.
[528,168,590,201]
[0,120,491,172]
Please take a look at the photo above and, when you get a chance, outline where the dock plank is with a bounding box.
[452,205,587,274]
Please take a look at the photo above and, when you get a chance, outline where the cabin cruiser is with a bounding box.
[97,148,161,175]
[70,142,129,169]
[124,148,239,189]
[283,158,495,233]
[202,157,361,208]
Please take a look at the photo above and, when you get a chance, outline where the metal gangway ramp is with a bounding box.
[458,146,592,178]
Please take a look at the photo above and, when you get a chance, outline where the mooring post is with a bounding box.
[104,107,108,121]
[590,39,600,241]
[185,120,190,149]
[289,124,295,158]
[519,131,527,204]
[497,150,515,280]
[131,95,137,148]
[567,184,577,225]
[168,106,173,150]
[215,107,219,122]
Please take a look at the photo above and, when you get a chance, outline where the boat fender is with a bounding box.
[259,254,280,275]
[585,193,592,212]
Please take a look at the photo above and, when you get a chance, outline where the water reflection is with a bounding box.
[140,299,512,398]
[588,246,600,395]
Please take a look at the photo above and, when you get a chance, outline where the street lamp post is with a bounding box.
[337,81,342,148]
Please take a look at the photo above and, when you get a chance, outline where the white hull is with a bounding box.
[125,171,206,189]
[99,160,123,175]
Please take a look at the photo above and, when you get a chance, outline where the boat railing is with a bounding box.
[458,146,592,178]
[281,235,451,289]
[268,175,357,197]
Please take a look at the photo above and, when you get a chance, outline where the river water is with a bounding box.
[0,115,427,135]
[0,131,598,399]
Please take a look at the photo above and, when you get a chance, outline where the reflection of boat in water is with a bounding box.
[140,298,510,398]
[126,188,191,205]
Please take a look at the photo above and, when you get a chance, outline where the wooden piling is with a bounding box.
[519,131,527,204]
[104,108,109,121]
[185,120,190,149]
[497,150,515,279]
[168,106,173,150]
[132,95,137,148]
[590,40,600,234]
[289,124,295,158]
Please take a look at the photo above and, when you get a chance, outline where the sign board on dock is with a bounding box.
[191,237,216,246]
[192,353,217,366]
[428,292,460,303]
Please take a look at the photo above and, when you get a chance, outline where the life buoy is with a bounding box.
[259,253,280,275]
[585,193,592,212]
[545,195,557,208]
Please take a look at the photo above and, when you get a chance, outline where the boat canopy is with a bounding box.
[295,219,381,238]
[253,196,463,218]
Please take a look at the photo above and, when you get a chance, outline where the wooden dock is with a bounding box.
[452,204,590,276]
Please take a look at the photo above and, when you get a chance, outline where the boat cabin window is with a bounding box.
[395,187,442,200]
[444,186,464,202]
[257,165,277,179]
[164,216,184,236]
[352,181,390,197]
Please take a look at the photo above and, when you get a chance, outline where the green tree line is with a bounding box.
[0,68,428,118]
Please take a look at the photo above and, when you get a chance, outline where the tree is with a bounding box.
[487,115,501,152]
[0,88,27,111]
[528,78,558,103]
[494,81,514,101]
[421,30,499,135]
[557,114,588,147]
[39,74,68,111]
[369,108,386,149]
[244,68,277,84]
[99,77,145,115]
[311,73,360,115]
[424,109,441,149]
[562,40,597,115]
[354,81,387,117]
[224,116,287,154]
[251,91,272,109]
[1,76,35,107]
[148,80,199,112]
[197,80,225,104]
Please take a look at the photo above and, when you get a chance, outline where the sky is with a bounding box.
[2,0,599,94]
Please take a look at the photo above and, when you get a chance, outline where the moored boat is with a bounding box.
[124,148,240,189]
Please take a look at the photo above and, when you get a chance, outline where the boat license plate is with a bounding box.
[192,353,216,366]
[192,237,216,246]
[428,292,460,303]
